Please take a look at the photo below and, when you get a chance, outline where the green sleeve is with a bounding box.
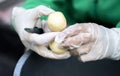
[22,0,75,24]
[22,0,54,9]
[22,0,120,27]
[22,0,66,10]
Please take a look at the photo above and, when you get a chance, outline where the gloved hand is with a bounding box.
[55,23,120,62]
[12,5,71,59]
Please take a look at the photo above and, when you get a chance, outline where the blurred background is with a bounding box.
[0,0,25,76]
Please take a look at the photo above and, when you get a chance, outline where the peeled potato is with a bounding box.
[49,41,67,54]
[48,11,67,54]
[48,12,67,32]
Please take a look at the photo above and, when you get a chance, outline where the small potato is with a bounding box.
[49,41,67,54]
[48,11,67,54]
[48,12,67,32]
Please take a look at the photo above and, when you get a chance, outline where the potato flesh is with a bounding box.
[49,41,67,54]
[48,12,66,32]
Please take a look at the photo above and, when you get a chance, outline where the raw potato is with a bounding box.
[49,41,67,54]
[48,11,67,54]
[48,12,67,32]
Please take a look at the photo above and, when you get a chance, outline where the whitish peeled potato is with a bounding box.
[48,11,67,54]
[49,41,67,54]
[48,12,67,32]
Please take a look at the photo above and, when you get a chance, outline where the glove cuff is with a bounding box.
[108,28,120,60]
[100,26,120,60]
[91,25,120,60]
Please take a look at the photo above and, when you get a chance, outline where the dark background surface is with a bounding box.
[0,24,24,76]
[1,24,120,76]
[21,52,120,76]
[0,22,120,76]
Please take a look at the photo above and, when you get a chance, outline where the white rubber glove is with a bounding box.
[12,5,71,59]
[55,23,120,62]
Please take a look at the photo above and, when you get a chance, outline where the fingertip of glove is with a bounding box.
[54,51,71,59]
[60,52,71,59]
[79,55,90,62]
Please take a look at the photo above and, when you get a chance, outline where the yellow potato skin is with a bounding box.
[48,12,67,54]
[48,12,67,32]
[49,41,67,54]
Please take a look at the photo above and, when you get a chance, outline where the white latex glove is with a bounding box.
[41,20,52,33]
[12,5,71,59]
[55,23,120,62]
